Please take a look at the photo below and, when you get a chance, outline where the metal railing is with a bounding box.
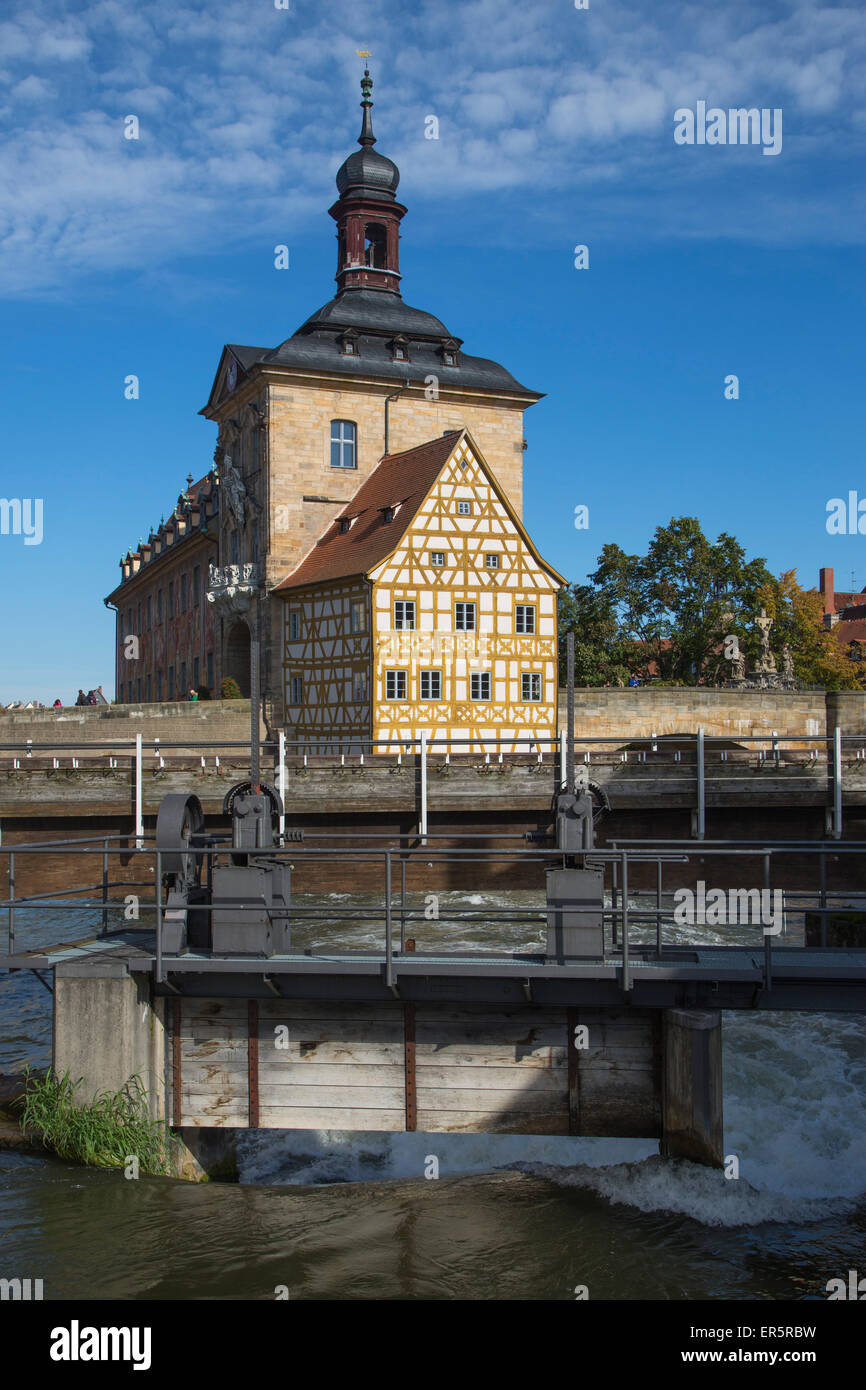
[1,727,863,841]
[2,835,865,996]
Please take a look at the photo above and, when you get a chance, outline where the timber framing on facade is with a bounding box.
[275,429,564,752]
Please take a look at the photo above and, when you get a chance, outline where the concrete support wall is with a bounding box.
[661,1008,724,1168]
[53,962,166,1121]
[0,700,259,746]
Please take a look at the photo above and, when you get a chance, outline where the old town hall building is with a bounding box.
[107,70,561,750]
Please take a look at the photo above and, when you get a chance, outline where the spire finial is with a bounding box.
[359,64,375,147]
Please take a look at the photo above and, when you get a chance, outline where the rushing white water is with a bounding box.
[236,889,866,1225]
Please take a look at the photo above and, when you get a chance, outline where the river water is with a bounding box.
[1,894,864,1301]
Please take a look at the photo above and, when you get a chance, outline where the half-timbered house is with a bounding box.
[275,429,563,752]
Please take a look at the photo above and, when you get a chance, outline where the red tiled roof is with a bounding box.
[273,433,463,591]
[834,619,866,643]
[833,592,863,612]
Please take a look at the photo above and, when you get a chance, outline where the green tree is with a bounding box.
[588,518,775,684]
[758,571,861,690]
[557,584,633,685]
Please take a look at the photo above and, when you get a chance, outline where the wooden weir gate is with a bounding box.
[8,831,866,1179]
[170,997,662,1139]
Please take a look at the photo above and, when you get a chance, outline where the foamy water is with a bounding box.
[232,891,866,1226]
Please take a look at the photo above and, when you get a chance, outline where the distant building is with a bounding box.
[817,567,866,664]
[105,473,220,702]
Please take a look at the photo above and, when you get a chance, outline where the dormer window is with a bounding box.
[383,506,395,524]
[340,330,359,356]
[441,338,459,367]
[391,335,409,362]
[339,518,351,535]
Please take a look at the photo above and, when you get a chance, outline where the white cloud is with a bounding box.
[11,74,52,101]
[0,0,864,296]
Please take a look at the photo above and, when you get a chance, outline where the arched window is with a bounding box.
[364,223,387,268]
[330,420,357,469]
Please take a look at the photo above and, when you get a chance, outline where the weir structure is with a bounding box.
[4,645,866,1178]
[3,795,866,1178]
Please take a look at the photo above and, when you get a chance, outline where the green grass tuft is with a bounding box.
[19,1067,178,1176]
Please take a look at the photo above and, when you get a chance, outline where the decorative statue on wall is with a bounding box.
[221,456,247,530]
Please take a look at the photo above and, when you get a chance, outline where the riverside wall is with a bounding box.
[2,689,864,749]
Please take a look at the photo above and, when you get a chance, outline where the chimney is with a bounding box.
[819,567,834,615]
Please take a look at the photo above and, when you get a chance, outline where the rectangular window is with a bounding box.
[194,656,200,689]
[289,675,303,706]
[137,601,141,632]
[353,671,368,702]
[470,672,491,700]
[180,574,187,614]
[430,551,445,567]
[157,590,163,623]
[146,674,151,702]
[156,671,163,701]
[394,600,416,631]
[385,670,407,700]
[515,604,536,634]
[420,670,442,700]
[455,602,476,631]
[180,661,187,694]
[146,595,152,627]
[230,529,239,564]
[457,500,472,516]
[522,673,542,702]
[351,600,365,634]
[136,677,142,703]
[207,652,214,692]
[168,665,174,700]
[485,554,499,569]
[168,582,174,617]
[193,566,201,607]
[288,611,300,641]
[330,419,357,469]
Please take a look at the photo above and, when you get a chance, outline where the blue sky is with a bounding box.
[1,0,865,702]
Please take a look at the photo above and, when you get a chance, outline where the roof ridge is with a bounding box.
[380,430,464,464]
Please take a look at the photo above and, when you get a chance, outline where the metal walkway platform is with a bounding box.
[6,931,866,1011]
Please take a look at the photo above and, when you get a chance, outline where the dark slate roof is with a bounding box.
[335,146,400,202]
[294,290,451,340]
[106,471,218,602]
[274,433,460,591]
[217,290,540,401]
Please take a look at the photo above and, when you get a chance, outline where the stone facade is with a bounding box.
[106,474,220,703]
[556,686,831,745]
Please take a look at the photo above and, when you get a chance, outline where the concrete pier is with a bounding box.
[661,1008,724,1168]
[53,960,166,1120]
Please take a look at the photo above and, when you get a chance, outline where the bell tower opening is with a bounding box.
[364,224,387,268]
